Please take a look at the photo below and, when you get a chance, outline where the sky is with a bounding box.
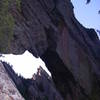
[71,0,100,29]
[0,51,51,78]
[0,0,100,79]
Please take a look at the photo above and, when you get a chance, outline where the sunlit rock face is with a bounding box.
[0,62,24,100]
[0,0,100,100]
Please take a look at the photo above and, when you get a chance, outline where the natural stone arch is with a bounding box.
[0,0,100,100]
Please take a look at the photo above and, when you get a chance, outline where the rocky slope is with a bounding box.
[0,0,100,100]
[2,61,63,100]
[0,62,24,100]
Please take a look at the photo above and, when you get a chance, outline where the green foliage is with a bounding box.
[98,10,100,14]
[0,0,15,52]
[90,90,100,100]
[43,96,49,100]
[86,0,91,4]
[0,0,21,52]
[90,79,100,100]
[16,0,21,11]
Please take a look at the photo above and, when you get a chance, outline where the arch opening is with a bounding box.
[0,50,51,79]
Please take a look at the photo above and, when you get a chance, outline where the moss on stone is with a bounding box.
[90,90,100,100]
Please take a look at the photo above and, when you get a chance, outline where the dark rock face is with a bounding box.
[2,62,63,100]
[0,0,100,100]
[41,49,77,99]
